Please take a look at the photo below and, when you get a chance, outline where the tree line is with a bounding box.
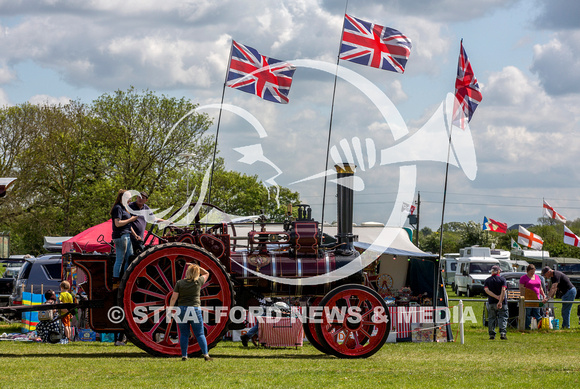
[0,88,299,255]
[418,218,580,258]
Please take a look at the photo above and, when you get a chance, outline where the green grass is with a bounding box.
[1,294,578,388]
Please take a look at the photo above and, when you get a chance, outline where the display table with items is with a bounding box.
[372,274,448,342]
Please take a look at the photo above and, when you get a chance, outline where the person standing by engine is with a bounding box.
[59,281,74,343]
[169,263,213,361]
[128,191,165,255]
[484,265,508,340]
[542,266,577,329]
[111,189,138,285]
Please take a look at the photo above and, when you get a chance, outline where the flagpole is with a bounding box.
[207,41,234,206]
[437,96,453,261]
[320,0,349,235]
[434,90,454,342]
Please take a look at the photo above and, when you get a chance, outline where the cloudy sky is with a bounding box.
[1,0,579,231]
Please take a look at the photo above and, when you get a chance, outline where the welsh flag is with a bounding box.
[518,226,543,250]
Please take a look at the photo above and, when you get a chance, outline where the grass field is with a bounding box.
[1,298,579,388]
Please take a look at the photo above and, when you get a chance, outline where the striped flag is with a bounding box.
[543,200,566,223]
[518,226,543,250]
[564,226,580,248]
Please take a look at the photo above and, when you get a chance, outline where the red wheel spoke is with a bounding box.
[131,301,164,308]
[145,311,167,337]
[134,287,166,300]
[328,325,346,339]
[343,295,352,309]
[142,273,169,295]
[154,263,174,292]
[161,318,175,346]
[360,308,374,321]
[357,327,373,339]
[200,290,224,302]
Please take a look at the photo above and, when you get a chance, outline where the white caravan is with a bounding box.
[454,246,500,297]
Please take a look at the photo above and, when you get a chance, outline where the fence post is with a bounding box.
[518,296,526,331]
[459,300,464,344]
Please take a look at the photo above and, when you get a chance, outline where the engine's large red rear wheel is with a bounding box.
[315,284,390,358]
[118,242,234,357]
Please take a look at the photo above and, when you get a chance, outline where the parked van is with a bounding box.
[455,246,500,297]
[442,253,460,289]
[9,255,62,307]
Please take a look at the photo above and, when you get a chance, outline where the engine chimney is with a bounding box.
[335,163,355,255]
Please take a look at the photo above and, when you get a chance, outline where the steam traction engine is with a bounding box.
[69,165,391,358]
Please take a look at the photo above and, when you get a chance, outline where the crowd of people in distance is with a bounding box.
[484,263,577,340]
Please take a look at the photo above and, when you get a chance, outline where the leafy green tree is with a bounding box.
[194,168,300,221]
[419,227,461,254]
[0,89,302,254]
[91,87,215,195]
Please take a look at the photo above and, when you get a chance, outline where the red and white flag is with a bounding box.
[518,226,543,250]
[543,200,566,223]
[564,226,580,248]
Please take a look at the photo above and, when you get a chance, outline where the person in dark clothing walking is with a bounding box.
[484,265,508,340]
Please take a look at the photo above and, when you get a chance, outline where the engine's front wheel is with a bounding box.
[118,242,234,357]
[315,284,390,358]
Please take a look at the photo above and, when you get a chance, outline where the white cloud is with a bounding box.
[531,33,580,95]
[0,65,15,84]
[473,65,580,186]
[0,88,11,106]
[533,0,580,30]
[29,94,71,105]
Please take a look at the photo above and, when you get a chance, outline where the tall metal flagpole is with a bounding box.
[320,0,349,235]
[434,94,454,341]
[207,41,234,205]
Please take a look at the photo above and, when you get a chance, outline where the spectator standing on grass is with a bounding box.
[519,264,546,330]
[169,263,213,362]
[542,266,577,329]
[59,281,74,343]
[484,265,508,340]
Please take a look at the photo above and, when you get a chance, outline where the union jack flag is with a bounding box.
[226,41,296,104]
[339,14,412,73]
[454,40,482,129]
